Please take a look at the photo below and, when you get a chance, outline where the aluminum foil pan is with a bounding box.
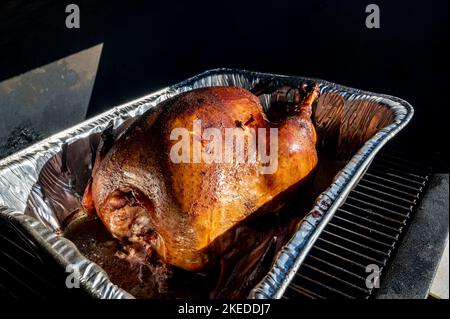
[0,68,413,299]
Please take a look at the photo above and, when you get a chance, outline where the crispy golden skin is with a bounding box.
[83,87,318,271]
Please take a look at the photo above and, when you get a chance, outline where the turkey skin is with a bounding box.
[82,86,318,271]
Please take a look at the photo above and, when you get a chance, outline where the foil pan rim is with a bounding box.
[0,68,413,299]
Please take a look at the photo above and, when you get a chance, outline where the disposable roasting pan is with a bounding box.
[0,69,413,299]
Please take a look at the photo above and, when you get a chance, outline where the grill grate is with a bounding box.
[0,143,433,299]
[283,145,432,299]
[0,220,89,299]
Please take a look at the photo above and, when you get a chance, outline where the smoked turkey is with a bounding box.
[82,85,319,271]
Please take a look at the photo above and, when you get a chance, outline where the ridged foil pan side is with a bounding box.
[0,207,133,299]
[0,68,413,299]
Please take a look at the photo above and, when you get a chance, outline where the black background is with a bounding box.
[0,0,448,170]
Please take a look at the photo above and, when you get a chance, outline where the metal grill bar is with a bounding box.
[359,178,419,200]
[322,229,390,257]
[346,196,410,219]
[364,172,423,193]
[285,148,432,299]
[342,202,406,226]
[355,184,417,205]
[337,208,401,234]
[0,220,89,300]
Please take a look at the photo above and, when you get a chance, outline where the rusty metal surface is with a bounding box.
[0,44,102,158]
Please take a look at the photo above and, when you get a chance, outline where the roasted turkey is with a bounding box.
[82,84,319,272]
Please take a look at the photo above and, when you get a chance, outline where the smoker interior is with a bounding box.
[284,141,432,299]
[18,87,397,298]
[0,137,433,300]
[1,0,446,301]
